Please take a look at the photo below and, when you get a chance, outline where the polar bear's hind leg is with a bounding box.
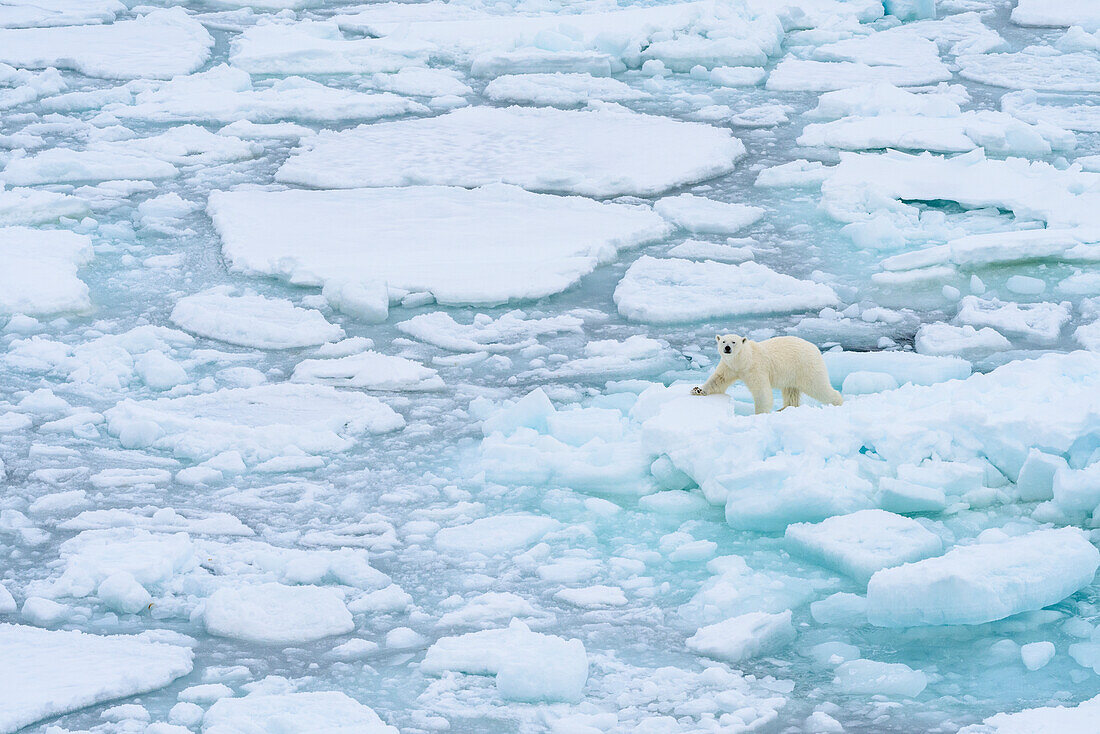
[781,388,801,409]
[805,377,843,407]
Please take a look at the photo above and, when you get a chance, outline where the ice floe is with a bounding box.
[230,19,425,75]
[170,287,344,349]
[867,528,1100,626]
[0,227,92,315]
[614,256,839,323]
[275,106,745,197]
[0,9,213,80]
[203,691,398,734]
[484,73,646,107]
[97,65,427,125]
[291,351,444,391]
[0,624,193,732]
[209,184,669,305]
[203,582,353,644]
[104,383,404,464]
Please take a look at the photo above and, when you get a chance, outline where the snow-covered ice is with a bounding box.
[867,528,1100,626]
[4,1,1100,731]
[203,582,354,644]
[0,624,193,732]
[275,106,746,197]
[0,9,212,80]
[98,65,426,125]
[209,184,669,305]
[615,256,839,323]
[104,383,403,464]
[203,691,398,734]
[170,287,344,349]
[786,510,943,584]
[0,227,93,315]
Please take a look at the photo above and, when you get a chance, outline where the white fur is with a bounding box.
[691,333,843,414]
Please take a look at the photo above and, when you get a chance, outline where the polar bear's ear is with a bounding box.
[741,337,747,343]
[715,334,722,342]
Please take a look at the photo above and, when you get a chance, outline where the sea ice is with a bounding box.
[866,528,1100,626]
[1003,90,1100,133]
[786,510,944,584]
[100,65,426,125]
[291,351,444,391]
[0,624,193,733]
[203,691,398,733]
[766,59,951,92]
[203,582,354,644]
[208,184,669,305]
[170,287,344,349]
[798,111,1070,155]
[915,323,1012,357]
[2,126,260,185]
[484,73,646,107]
[0,227,93,315]
[0,0,124,28]
[653,194,766,234]
[396,311,583,353]
[0,9,213,80]
[275,106,745,197]
[833,659,927,697]
[422,619,588,703]
[229,19,425,75]
[958,693,1100,733]
[614,256,839,323]
[1012,0,1100,31]
[958,50,1100,92]
[686,610,795,663]
[827,349,972,389]
[954,297,1071,343]
[434,515,559,555]
[104,383,404,464]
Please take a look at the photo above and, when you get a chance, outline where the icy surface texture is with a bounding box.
[3,1,1100,733]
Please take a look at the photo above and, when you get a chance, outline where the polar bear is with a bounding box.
[691,334,843,414]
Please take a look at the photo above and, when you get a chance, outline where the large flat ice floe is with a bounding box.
[614,256,839,323]
[785,509,943,584]
[291,351,444,391]
[229,19,426,75]
[170,287,344,349]
[208,184,670,305]
[867,528,1100,627]
[275,106,745,197]
[0,227,93,315]
[0,624,193,733]
[958,50,1100,92]
[99,65,427,124]
[798,111,1072,156]
[0,0,124,29]
[959,694,1100,734]
[820,149,1100,232]
[336,0,782,70]
[203,582,354,644]
[0,8,213,79]
[766,59,951,91]
[2,125,260,185]
[104,383,404,464]
[204,691,398,734]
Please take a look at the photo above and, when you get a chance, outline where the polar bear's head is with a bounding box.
[716,333,748,357]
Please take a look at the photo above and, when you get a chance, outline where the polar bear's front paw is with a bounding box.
[690,386,705,396]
